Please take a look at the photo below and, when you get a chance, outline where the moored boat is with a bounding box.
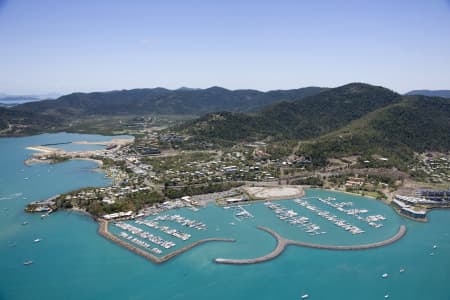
[23,260,33,266]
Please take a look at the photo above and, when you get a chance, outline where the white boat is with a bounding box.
[33,238,41,243]
[384,294,390,298]
[301,294,309,299]
[382,273,388,278]
[400,268,405,273]
[433,245,437,249]
[23,260,33,266]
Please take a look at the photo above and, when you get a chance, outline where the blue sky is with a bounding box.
[1,0,449,94]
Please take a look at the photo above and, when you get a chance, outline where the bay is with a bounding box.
[1,133,449,300]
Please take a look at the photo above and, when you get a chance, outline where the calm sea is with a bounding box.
[0,133,449,300]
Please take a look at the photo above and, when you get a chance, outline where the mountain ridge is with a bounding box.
[180,83,403,141]
[405,90,450,98]
[13,86,327,117]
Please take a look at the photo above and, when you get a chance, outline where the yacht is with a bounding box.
[301,294,309,299]
[23,260,33,266]
[382,273,389,278]
[384,294,390,298]
[33,238,41,243]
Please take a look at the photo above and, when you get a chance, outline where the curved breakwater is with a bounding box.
[214,225,407,265]
[98,219,235,264]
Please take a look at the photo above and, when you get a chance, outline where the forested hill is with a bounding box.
[298,95,450,164]
[0,107,62,134]
[180,83,403,141]
[12,86,326,117]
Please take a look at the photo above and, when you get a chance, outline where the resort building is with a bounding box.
[416,189,450,202]
[392,199,427,219]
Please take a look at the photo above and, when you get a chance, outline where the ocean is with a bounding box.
[1,133,449,300]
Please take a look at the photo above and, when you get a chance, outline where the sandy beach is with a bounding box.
[73,138,134,146]
[26,145,60,153]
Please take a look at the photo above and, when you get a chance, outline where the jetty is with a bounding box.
[98,219,235,264]
[214,225,407,265]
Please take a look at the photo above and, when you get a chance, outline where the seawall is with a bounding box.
[214,225,407,265]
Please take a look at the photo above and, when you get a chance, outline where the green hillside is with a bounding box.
[181,83,402,141]
[298,95,450,166]
[0,107,61,135]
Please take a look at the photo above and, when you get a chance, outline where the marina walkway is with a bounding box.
[214,225,407,265]
[98,219,235,264]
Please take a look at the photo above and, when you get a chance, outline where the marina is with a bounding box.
[102,193,405,265]
[226,205,254,221]
[294,198,365,235]
[153,214,207,231]
[264,201,323,235]
[98,219,235,264]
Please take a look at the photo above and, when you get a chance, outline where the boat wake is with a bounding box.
[0,192,23,201]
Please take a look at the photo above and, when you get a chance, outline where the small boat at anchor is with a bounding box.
[23,260,33,266]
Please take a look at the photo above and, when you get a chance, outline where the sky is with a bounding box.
[0,0,450,95]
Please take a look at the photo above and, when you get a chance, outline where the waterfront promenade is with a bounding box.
[98,219,235,264]
[214,225,407,265]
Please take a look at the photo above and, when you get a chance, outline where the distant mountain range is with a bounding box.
[0,93,61,109]
[0,93,61,101]
[405,90,450,98]
[1,84,449,164]
[12,86,327,116]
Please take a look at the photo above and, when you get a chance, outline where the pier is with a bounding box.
[214,225,407,265]
[98,220,235,264]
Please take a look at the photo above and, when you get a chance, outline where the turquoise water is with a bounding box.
[1,133,450,300]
